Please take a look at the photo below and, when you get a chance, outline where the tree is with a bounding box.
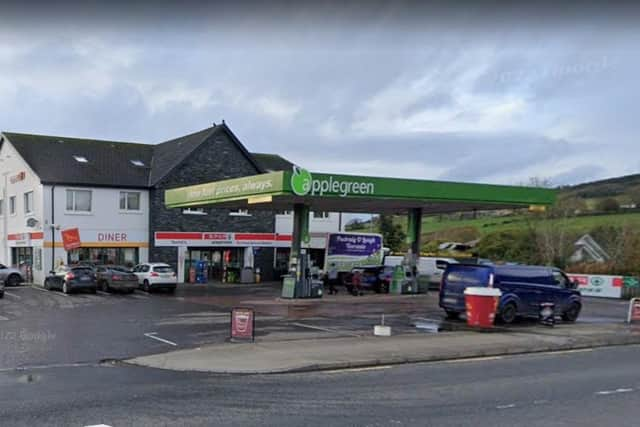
[378,215,406,252]
[596,198,620,212]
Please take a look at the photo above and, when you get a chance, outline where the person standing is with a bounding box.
[327,263,339,295]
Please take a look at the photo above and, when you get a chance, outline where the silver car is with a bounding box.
[0,264,25,292]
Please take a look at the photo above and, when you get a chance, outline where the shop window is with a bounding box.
[66,189,92,212]
[9,196,15,215]
[24,191,34,214]
[183,207,207,215]
[119,191,141,211]
[313,211,330,219]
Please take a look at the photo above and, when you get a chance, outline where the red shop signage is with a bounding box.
[230,307,255,342]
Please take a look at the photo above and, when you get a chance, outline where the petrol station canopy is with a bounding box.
[164,168,555,213]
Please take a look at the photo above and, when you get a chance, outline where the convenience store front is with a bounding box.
[155,232,292,283]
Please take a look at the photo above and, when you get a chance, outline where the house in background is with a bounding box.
[569,234,611,264]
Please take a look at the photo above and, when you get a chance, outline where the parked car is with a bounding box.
[384,256,459,289]
[95,265,138,293]
[0,264,25,287]
[132,263,177,293]
[44,265,97,294]
[439,264,581,324]
[343,265,395,294]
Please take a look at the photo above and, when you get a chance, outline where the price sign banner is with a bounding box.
[231,307,255,342]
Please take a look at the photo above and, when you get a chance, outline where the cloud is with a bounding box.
[0,4,638,190]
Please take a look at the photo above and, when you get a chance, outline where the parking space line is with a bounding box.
[144,332,177,346]
[30,285,50,293]
[4,291,21,299]
[0,315,9,321]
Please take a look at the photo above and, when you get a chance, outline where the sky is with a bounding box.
[1,1,639,187]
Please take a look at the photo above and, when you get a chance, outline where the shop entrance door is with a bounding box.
[11,247,33,282]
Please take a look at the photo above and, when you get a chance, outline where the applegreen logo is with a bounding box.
[590,277,604,287]
[291,166,312,196]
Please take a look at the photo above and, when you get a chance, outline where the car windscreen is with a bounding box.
[153,266,174,273]
[110,266,133,273]
[445,266,491,287]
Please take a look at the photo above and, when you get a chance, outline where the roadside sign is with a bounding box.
[627,298,640,324]
[231,307,255,342]
[568,274,623,298]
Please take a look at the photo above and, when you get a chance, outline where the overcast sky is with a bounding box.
[1,1,638,186]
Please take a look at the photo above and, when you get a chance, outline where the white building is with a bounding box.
[0,129,343,285]
[0,133,150,286]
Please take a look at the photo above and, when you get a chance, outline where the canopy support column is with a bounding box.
[282,203,320,299]
[408,208,423,257]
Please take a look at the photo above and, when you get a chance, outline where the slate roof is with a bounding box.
[251,152,295,172]
[1,132,153,188]
[0,125,290,188]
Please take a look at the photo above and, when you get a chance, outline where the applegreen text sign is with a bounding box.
[285,169,555,205]
[165,167,555,208]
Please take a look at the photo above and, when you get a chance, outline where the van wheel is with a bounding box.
[499,303,517,324]
[445,310,460,320]
[562,302,581,322]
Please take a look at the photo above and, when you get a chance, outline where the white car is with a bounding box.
[132,263,177,293]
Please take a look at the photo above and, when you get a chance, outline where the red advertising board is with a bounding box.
[61,228,82,250]
[231,307,255,342]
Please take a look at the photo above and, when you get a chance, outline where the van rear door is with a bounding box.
[440,265,492,311]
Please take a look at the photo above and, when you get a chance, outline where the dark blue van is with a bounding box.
[439,264,581,324]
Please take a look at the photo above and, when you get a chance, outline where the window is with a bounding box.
[66,189,92,212]
[183,207,207,215]
[229,209,251,216]
[313,211,330,219]
[9,196,16,215]
[73,155,88,163]
[24,191,34,214]
[553,271,569,288]
[119,191,141,211]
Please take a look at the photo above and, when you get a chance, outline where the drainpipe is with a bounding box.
[51,185,55,272]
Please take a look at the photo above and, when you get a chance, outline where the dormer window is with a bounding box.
[130,160,145,167]
[73,155,88,163]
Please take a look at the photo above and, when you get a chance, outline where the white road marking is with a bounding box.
[4,291,21,299]
[0,315,9,321]
[0,362,94,373]
[30,285,50,292]
[84,424,112,427]
[444,356,504,364]
[533,400,549,405]
[96,291,110,296]
[144,332,177,346]
[596,388,634,396]
[496,404,516,409]
[324,366,392,374]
